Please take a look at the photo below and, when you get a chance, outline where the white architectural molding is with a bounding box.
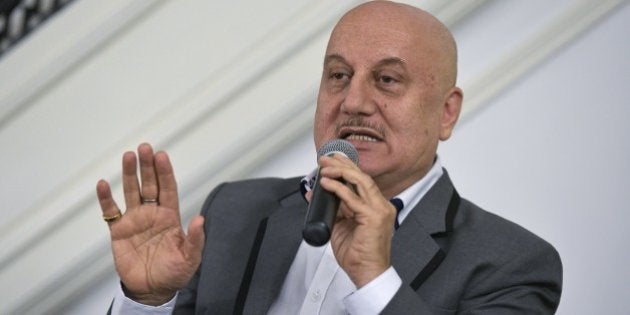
[0,1,356,313]
[0,0,164,128]
[459,0,628,121]
[423,0,490,25]
[0,0,626,312]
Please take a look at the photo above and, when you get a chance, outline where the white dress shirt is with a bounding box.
[112,158,444,314]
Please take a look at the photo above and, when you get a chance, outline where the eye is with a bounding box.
[326,70,352,90]
[331,72,350,81]
[373,70,405,95]
[379,75,397,84]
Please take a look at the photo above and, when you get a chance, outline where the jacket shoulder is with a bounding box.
[199,176,303,218]
[455,198,559,257]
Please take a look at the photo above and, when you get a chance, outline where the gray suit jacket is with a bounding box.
[174,171,562,314]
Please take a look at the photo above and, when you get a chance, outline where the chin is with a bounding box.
[356,159,384,177]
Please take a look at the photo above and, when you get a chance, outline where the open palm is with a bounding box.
[96,143,204,305]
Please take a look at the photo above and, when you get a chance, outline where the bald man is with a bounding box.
[99,1,562,314]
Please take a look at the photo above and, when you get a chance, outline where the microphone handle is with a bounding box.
[302,169,340,246]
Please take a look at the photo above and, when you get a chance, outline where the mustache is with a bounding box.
[334,116,386,138]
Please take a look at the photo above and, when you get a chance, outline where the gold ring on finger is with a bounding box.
[103,212,122,223]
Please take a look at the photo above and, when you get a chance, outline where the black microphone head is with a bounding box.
[317,139,359,165]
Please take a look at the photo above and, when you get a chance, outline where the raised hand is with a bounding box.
[316,154,398,288]
[96,143,205,305]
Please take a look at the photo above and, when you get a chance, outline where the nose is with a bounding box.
[341,77,377,116]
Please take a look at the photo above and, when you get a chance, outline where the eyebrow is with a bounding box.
[375,57,407,68]
[323,54,407,68]
[323,54,349,66]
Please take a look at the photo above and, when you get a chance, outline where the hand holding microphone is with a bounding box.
[303,139,359,246]
[303,139,397,286]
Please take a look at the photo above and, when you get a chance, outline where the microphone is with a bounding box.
[303,139,359,246]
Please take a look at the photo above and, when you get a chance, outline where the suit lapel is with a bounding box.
[392,171,457,289]
[236,171,458,311]
[242,191,306,313]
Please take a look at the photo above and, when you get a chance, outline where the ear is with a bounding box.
[439,86,463,141]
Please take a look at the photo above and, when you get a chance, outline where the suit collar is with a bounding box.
[239,172,458,311]
[242,189,306,313]
[401,169,457,235]
[392,170,458,287]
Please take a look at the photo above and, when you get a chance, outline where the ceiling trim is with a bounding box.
[1,0,626,312]
[459,0,628,122]
[0,0,165,130]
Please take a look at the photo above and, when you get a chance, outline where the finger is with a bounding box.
[318,157,364,204]
[318,154,354,171]
[319,155,362,180]
[319,164,393,219]
[331,152,357,164]
[323,176,395,234]
[319,154,393,210]
[122,151,141,209]
[304,190,313,203]
[138,143,159,201]
[336,201,355,221]
[154,151,179,210]
[320,163,374,197]
[184,216,205,263]
[319,177,363,213]
[320,155,382,198]
[96,179,123,227]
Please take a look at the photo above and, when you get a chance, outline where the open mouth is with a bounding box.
[338,127,383,142]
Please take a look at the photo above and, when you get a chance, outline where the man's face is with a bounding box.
[313,6,460,197]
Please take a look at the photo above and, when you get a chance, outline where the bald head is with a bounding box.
[328,1,458,90]
[314,1,463,195]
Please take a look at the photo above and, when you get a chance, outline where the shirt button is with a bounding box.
[311,289,322,302]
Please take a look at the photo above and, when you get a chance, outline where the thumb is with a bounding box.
[305,190,313,203]
[184,215,205,262]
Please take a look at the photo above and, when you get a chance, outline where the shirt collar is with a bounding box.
[300,156,443,225]
[393,156,443,225]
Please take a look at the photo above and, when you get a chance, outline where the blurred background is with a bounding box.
[0,0,628,313]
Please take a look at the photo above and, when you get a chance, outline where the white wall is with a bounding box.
[1,0,628,314]
[441,3,630,313]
